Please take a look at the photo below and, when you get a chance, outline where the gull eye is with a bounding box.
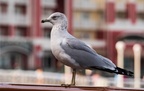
[52,16,58,20]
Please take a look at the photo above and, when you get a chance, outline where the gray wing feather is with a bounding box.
[61,38,116,70]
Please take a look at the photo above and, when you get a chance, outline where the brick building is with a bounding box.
[0,0,144,77]
[0,0,65,72]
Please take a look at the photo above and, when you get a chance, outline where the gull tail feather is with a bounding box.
[89,66,134,77]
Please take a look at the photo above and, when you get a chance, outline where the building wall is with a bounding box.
[73,0,144,76]
[72,0,106,56]
[106,0,144,77]
[0,0,64,72]
[0,0,144,76]
[73,0,105,39]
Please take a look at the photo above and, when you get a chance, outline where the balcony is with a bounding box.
[0,36,32,43]
[14,15,30,26]
[33,38,51,50]
[82,39,106,48]
[136,3,144,12]
[0,69,143,89]
[74,4,97,11]
[107,19,144,31]
[0,0,8,3]
[115,2,126,11]
[73,20,98,30]
[107,19,131,30]
[14,0,29,5]
[0,0,29,5]
[41,0,57,8]
[0,14,30,25]
[0,13,9,24]
[73,1,97,11]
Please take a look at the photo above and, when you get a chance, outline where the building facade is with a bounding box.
[73,0,144,77]
[105,0,144,77]
[0,0,64,72]
[0,0,144,77]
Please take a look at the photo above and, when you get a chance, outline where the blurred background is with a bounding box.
[0,0,144,88]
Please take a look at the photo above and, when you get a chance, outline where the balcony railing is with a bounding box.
[136,3,144,12]
[14,15,30,26]
[0,14,9,24]
[0,0,8,3]
[73,1,97,11]
[0,69,143,88]
[107,19,144,30]
[73,20,98,30]
[14,0,29,4]
[0,13,30,25]
[41,0,56,7]
[115,2,126,11]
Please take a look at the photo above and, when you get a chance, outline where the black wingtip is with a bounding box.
[116,67,134,77]
[127,71,134,77]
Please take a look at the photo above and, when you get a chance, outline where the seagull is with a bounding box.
[41,12,133,86]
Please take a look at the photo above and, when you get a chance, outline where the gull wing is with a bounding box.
[60,38,116,70]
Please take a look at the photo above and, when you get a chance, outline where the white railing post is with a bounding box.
[64,66,71,84]
[133,44,141,88]
[115,41,125,87]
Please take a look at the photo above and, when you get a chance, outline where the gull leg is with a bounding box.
[71,69,76,85]
[61,69,76,87]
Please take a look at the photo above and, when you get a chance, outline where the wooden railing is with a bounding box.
[0,83,144,91]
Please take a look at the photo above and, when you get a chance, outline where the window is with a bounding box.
[97,10,104,19]
[15,27,27,37]
[0,3,8,13]
[41,51,64,72]
[97,31,104,39]
[116,11,128,19]
[81,33,90,39]
[42,8,53,16]
[15,5,26,15]
[74,31,91,39]
[124,57,134,74]
[43,28,51,38]
[141,58,144,77]
[81,12,90,21]
[0,26,9,36]
[42,51,55,71]
[137,12,144,20]
[0,52,27,70]
[0,54,11,69]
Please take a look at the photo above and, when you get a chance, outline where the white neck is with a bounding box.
[51,24,74,40]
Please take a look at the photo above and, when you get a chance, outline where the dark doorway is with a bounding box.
[0,52,28,70]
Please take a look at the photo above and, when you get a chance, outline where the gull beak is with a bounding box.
[41,18,50,23]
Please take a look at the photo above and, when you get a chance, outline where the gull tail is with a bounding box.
[115,67,134,77]
[89,66,134,77]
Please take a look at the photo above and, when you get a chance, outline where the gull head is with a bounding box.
[41,12,68,26]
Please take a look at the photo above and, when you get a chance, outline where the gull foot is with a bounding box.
[61,84,75,88]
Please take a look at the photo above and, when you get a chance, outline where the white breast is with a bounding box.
[50,25,81,69]
[50,38,81,69]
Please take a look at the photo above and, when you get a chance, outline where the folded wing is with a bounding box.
[60,38,116,71]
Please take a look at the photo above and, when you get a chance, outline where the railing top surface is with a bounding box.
[0,83,144,91]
